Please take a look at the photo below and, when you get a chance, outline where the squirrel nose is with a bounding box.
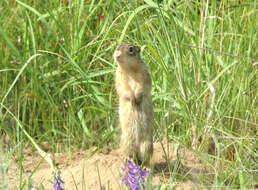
[114,50,122,60]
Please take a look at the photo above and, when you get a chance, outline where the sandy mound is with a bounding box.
[5,141,209,190]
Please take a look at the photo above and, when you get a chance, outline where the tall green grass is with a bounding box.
[0,0,257,189]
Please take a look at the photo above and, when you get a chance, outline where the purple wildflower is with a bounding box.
[53,174,65,190]
[121,159,149,190]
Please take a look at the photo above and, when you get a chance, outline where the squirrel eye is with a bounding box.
[128,46,134,54]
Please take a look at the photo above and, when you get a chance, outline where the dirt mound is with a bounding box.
[5,141,208,190]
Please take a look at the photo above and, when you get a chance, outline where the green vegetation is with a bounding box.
[0,0,257,189]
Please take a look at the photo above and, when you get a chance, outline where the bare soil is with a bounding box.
[4,141,211,190]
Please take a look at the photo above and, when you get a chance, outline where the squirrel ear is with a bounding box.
[135,46,141,53]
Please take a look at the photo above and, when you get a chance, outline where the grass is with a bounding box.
[0,0,257,189]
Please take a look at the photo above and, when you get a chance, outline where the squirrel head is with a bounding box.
[114,44,142,68]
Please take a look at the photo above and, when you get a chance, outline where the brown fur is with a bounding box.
[114,44,154,165]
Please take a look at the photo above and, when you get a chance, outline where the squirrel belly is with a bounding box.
[119,84,154,164]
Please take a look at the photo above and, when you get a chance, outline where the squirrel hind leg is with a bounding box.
[138,141,153,167]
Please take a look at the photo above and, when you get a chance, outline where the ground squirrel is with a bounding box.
[114,44,154,165]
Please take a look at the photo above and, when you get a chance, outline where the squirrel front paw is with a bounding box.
[135,88,144,105]
[123,91,136,105]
